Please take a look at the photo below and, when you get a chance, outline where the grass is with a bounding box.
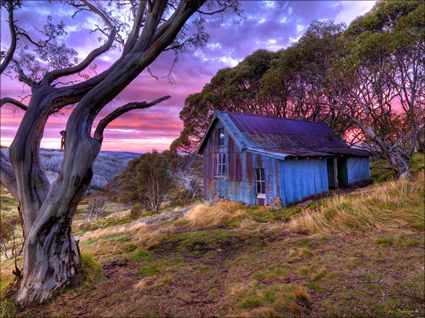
[0,277,15,318]
[252,264,291,282]
[1,154,424,317]
[289,174,424,234]
[76,215,133,234]
[373,234,422,248]
[371,152,424,183]
[186,201,247,229]
[80,252,103,288]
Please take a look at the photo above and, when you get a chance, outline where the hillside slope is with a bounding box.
[1,154,424,317]
[0,148,139,190]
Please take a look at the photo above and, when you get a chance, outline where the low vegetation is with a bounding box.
[289,174,424,234]
[0,154,423,317]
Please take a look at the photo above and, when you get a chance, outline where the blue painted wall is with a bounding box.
[202,117,369,206]
[347,157,370,184]
[278,159,329,205]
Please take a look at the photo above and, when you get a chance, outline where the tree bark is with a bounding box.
[16,133,98,306]
[16,226,80,306]
[388,148,411,179]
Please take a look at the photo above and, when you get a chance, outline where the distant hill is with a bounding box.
[1,148,140,191]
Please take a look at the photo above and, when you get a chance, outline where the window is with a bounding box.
[217,153,226,176]
[217,128,225,146]
[255,168,265,194]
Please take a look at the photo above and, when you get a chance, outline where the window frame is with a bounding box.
[255,168,266,194]
[217,152,227,176]
[217,128,225,147]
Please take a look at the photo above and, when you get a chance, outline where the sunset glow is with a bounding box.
[0,1,376,152]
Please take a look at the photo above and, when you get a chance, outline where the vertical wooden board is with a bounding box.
[235,154,242,182]
[228,136,235,181]
[274,160,280,195]
[246,152,253,183]
[281,159,329,205]
[347,157,370,184]
[255,154,262,168]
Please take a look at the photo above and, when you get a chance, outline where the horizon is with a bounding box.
[0,1,376,152]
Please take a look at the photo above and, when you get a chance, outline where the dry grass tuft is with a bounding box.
[292,286,311,303]
[136,223,177,249]
[289,175,424,234]
[133,274,173,292]
[186,200,247,229]
[78,220,146,242]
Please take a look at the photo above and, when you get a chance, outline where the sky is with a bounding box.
[0,1,376,153]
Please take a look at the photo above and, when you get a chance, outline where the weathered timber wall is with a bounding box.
[278,158,329,205]
[346,157,370,184]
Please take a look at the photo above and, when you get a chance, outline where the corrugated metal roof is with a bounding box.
[198,111,370,158]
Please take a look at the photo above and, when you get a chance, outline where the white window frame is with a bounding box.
[255,168,266,194]
[217,152,226,176]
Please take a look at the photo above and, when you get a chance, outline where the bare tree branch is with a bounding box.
[43,27,117,84]
[94,95,170,141]
[0,97,28,111]
[0,0,17,74]
[12,60,35,87]
[123,0,147,55]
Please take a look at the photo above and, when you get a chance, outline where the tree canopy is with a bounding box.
[172,0,424,177]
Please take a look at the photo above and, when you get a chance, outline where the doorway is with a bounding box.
[327,157,348,188]
[337,157,348,187]
[327,158,338,189]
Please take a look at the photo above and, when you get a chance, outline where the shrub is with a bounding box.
[130,204,143,220]
[114,152,175,213]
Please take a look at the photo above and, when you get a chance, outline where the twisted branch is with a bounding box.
[93,95,170,141]
[0,97,28,111]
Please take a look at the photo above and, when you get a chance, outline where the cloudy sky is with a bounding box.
[0,1,376,152]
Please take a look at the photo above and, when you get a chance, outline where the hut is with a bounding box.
[197,111,370,206]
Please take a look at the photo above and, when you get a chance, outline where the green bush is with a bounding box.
[130,204,143,220]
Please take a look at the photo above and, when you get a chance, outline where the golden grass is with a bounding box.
[78,219,146,242]
[135,223,178,249]
[289,175,424,234]
[292,285,311,302]
[186,201,247,229]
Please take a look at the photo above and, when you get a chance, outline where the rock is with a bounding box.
[269,196,283,210]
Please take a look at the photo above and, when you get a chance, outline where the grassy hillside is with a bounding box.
[1,154,424,317]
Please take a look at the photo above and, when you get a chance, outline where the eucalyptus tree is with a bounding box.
[0,0,239,306]
[334,0,425,178]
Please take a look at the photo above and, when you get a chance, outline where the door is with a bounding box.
[327,158,337,189]
[337,157,348,187]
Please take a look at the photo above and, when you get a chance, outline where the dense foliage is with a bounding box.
[172,1,424,177]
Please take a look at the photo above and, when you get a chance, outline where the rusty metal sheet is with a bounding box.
[227,112,369,158]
